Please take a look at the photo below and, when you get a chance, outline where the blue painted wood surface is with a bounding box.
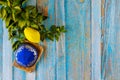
[0,20,3,80]
[101,0,120,80]
[91,0,101,80]
[0,0,120,80]
[65,0,91,80]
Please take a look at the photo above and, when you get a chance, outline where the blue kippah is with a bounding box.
[15,43,38,67]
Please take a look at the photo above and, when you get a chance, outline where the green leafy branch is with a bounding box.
[0,0,66,51]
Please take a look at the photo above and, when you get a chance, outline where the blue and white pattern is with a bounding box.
[15,43,38,67]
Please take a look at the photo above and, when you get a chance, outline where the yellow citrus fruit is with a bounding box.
[24,27,40,43]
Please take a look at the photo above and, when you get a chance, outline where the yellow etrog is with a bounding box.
[24,27,40,43]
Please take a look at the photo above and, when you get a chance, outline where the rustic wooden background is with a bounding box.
[0,0,120,80]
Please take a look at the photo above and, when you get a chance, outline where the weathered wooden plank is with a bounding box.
[13,68,26,80]
[3,23,12,80]
[36,0,47,80]
[26,72,36,80]
[101,0,120,80]
[36,0,56,80]
[91,0,101,80]
[25,0,37,80]
[0,20,3,80]
[65,0,91,80]
[55,0,66,80]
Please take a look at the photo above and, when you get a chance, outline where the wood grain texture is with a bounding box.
[91,0,101,80]
[0,20,3,80]
[65,0,91,80]
[3,22,13,80]
[26,0,36,80]
[55,0,66,80]
[1,0,120,80]
[36,0,56,80]
[101,0,120,80]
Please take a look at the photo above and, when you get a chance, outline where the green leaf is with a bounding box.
[12,41,20,51]
[55,34,59,41]
[31,8,37,18]
[59,26,66,32]
[39,25,44,30]
[5,6,11,13]
[12,10,15,21]
[26,20,30,26]
[7,23,14,30]
[5,15,11,27]
[47,34,54,41]
[12,0,20,7]
[14,6,21,11]
[25,5,35,11]
[0,1,7,6]
[0,9,2,18]
[37,15,43,23]
[31,23,38,29]
[22,0,28,5]
[21,12,26,19]
[19,33,25,39]
[1,7,7,19]
[7,0,10,7]
[18,19,26,29]
[25,11,29,19]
